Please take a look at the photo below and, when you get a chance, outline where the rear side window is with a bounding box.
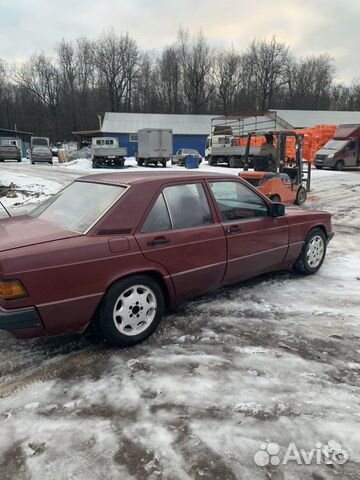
[141,183,213,233]
[163,184,213,229]
[141,194,171,233]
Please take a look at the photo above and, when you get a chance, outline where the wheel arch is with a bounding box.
[104,269,174,309]
[86,269,174,334]
[305,224,328,240]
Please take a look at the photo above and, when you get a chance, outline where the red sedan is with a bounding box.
[0,171,333,346]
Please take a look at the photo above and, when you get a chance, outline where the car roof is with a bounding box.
[77,171,238,186]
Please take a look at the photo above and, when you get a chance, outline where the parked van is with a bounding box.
[315,124,360,170]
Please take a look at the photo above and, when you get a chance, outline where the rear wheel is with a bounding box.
[334,160,344,171]
[315,165,323,170]
[294,228,327,275]
[229,157,237,168]
[161,160,167,168]
[98,275,165,347]
[295,186,307,205]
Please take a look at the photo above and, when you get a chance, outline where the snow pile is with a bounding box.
[0,171,62,212]
[60,158,93,170]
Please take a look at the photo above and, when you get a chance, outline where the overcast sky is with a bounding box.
[0,0,358,83]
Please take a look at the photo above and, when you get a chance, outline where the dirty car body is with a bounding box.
[0,171,333,346]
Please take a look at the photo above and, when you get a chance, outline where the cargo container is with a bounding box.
[137,129,173,167]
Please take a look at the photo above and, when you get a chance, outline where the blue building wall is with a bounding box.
[105,132,208,157]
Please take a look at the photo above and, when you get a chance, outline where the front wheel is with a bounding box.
[294,228,327,275]
[98,275,165,347]
[295,186,307,205]
[334,160,344,171]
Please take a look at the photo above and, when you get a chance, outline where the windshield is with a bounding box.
[30,181,126,233]
[183,149,198,154]
[323,140,349,150]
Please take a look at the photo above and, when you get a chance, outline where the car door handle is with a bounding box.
[225,225,242,234]
[147,237,170,247]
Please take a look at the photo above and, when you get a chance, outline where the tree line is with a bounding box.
[0,29,359,141]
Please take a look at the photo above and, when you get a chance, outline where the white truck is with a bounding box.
[137,129,173,167]
[205,134,260,167]
[91,137,127,168]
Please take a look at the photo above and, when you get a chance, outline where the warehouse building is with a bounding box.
[73,110,360,157]
[101,112,215,157]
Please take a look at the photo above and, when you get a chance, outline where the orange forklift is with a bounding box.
[240,130,311,205]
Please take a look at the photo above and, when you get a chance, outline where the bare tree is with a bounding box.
[158,46,181,113]
[212,49,243,114]
[245,37,290,111]
[287,54,334,110]
[94,30,138,112]
[177,30,213,113]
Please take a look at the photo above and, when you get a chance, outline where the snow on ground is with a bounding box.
[0,161,359,479]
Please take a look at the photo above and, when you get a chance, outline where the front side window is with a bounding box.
[209,181,268,221]
[30,181,126,233]
[163,184,213,229]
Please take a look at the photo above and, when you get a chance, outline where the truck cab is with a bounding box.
[205,134,234,160]
[315,124,360,170]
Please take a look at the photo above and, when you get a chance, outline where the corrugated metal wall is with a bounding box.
[105,132,208,157]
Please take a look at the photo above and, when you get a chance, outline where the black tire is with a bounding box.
[31,161,35,165]
[229,157,236,168]
[295,186,307,205]
[116,157,125,168]
[98,275,165,347]
[17,159,22,163]
[270,194,281,202]
[334,160,344,171]
[92,159,98,168]
[208,156,215,166]
[161,160,167,168]
[294,228,327,275]
[315,165,323,170]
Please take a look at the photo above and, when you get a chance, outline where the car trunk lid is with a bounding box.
[0,216,81,252]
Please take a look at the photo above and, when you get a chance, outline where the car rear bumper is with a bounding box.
[0,305,43,331]
[31,158,52,162]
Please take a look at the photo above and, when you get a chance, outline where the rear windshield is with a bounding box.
[33,146,50,152]
[32,138,48,146]
[30,181,126,233]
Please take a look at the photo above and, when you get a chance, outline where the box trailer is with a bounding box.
[137,129,173,167]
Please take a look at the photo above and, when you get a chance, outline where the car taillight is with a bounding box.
[0,280,28,300]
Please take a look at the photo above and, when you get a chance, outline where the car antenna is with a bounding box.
[0,200,11,217]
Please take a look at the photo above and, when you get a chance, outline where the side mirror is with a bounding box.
[270,202,285,217]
